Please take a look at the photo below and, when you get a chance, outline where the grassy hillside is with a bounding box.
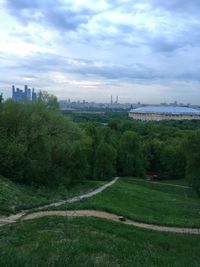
[0,176,103,215]
[51,178,200,227]
[0,216,200,267]
[1,177,200,267]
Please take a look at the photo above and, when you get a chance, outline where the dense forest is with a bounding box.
[1,94,200,196]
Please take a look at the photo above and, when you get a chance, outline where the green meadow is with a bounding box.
[49,178,200,227]
[1,177,200,267]
[0,216,200,267]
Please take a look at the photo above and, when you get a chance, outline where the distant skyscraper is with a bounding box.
[24,84,28,99]
[12,85,15,98]
[32,88,37,102]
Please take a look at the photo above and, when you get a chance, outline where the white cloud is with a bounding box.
[0,0,200,104]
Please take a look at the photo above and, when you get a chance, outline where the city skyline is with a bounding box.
[1,85,197,106]
[0,1,200,104]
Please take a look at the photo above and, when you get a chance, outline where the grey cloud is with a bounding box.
[5,0,200,52]
[15,51,200,81]
[2,0,200,92]
[148,36,183,53]
[44,8,92,31]
[114,0,200,13]
[0,50,156,80]
[149,22,200,54]
[117,24,134,34]
[1,48,200,101]
[6,0,40,10]
[150,0,200,13]
[5,0,95,31]
[4,52,159,80]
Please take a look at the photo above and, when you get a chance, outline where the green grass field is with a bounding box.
[1,177,200,266]
[0,175,103,215]
[50,178,200,227]
[0,216,200,267]
[159,179,189,186]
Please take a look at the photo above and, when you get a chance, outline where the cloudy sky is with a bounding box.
[0,0,200,104]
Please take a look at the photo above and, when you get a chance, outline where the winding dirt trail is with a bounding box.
[0,177,119,227]
[1,176,200,234]
[22,210,200,235]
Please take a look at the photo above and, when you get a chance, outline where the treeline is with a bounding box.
[62,110,128,123]
[0,97,200,195]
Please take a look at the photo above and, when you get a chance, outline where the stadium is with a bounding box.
[129,106,200,121]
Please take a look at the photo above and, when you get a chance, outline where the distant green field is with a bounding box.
[0,176,103,215]
[51,178,200,227]
[0,216,200,267]
[159,179,189,186]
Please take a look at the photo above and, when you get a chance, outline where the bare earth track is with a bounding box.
[1,177,200,234]
[0,177,119,226]
[22,210,200,235]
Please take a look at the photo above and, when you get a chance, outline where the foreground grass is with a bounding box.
[0,175,103,216]
[51,178,200,227]
[0,216,200,267]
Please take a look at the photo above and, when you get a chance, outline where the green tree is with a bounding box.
[68,140,90,184]
[94,142,117,180]
[184,131,200,195]
[37,91,59,110]
[0,100,84,186]
[84,123,103,178]
[0,93,3,104]
[118,131,145,177]
[144,139,163,173]
[160,142,186,179]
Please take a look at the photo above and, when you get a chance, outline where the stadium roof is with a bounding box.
[130,106,200,115]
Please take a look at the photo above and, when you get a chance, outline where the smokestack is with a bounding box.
[116,96,118,104]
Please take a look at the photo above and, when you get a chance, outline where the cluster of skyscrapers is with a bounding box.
[12,85,37,102]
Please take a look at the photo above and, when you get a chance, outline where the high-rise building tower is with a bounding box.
[32,88,37,101]
[24,85,28,99]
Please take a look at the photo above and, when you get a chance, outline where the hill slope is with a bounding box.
[52,178,200,227]
[0,175,102,215]
[1,217,200,267]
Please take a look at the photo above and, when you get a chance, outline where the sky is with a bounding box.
[0,0,200,104]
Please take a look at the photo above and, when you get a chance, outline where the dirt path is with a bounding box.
[21,210,200,235]
[0,177,119,226]
[40,176,119,209]
[1,176,200,234]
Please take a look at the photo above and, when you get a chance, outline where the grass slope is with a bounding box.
[0,175,103,216]
[0,216,200,267]
[159,179,189,186]
[51,178,200,227]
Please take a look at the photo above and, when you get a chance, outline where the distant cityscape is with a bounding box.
[12,85,37,102]
[0,86,200,111]
[59,95,132,110]
[59,95,200,111]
